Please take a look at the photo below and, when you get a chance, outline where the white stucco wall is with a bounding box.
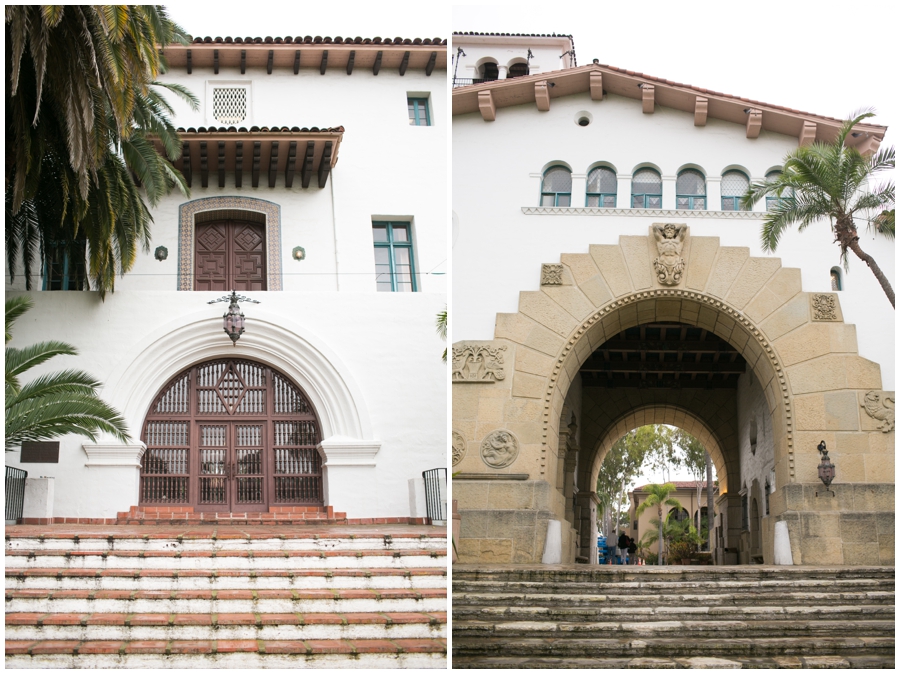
[452,34,574,80]
[452,92,894,389]
[5,61,448,519]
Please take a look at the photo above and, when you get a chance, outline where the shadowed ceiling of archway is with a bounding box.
[581,322,746,389]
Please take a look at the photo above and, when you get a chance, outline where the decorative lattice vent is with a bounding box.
[212,87,247,125]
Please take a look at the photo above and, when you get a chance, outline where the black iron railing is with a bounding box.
[422,467,447,522]
[6,466,28,523]
[452,77,497,88]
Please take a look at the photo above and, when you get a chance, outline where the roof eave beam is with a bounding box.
[373,51,382,75]
[285,141,297,187]
[426,51,436,76]
[217,141,225,188]
[268,141,279,188]
[478,90,496,122]
[266,50,273,75]
[235,141,243,188]
[590,71,603,101]
[251,141,261,187]
[199,141,208,188]
[535,80,550,111]
[399,51,410,76]
[181,142,192,188]
[641,84,655,113]
[318,141,333,188]
[346,51,355,75]
[799,120,817,146]
[300,141,315,188]
[320,50,328,75]
[746,108,762,138]
[694,96,708,126]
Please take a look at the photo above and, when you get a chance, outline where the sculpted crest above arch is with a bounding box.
[178,196,283,291]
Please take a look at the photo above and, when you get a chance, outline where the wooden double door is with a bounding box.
[140,359,322,512]
[195,220,267,291]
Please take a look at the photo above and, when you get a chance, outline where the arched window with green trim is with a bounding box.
[541,166,572,207]
[765,170,794,210]
[721,170,749,211]
[676,169,706,210]
[586,166,617,207]
[631,168,662,208]
[831,267,842,291]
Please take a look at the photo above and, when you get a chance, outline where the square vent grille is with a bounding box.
[212,87,247,125]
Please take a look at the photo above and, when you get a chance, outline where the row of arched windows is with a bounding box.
[540,166,790,211]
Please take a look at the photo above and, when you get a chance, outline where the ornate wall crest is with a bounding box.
[652,223,687,285]
[811,294,838,321]
[480,430,519,468]
[452,344,507,382]
[861,391,895,433]
[541,263,564,286]
[452,431,467,466]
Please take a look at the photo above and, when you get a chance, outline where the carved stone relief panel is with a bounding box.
[652,223,687,286]
[480,430,519,469]
[541,263,564,286]
[452,344,507,383]
[452,431,467,466]
[811,293,840,321]
[860,391,895,433]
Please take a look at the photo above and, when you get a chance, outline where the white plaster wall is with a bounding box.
[5,290,446,519]
[452,92,894,388]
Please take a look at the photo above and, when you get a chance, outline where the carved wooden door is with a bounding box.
[140,359,322,512]
[195,221,267,291]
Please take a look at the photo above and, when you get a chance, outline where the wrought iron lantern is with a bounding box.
[817,440,836,488]
[208,290,260,346]
[154,246,168,261]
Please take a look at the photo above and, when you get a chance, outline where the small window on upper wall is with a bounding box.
[541,166,572,207]
[43,240,86,291]
[480,62,499,82]
[373,222,416,292]
[212,86,248,125]
[408,97,430,126]
[676,169,706,210]
[586,167,617,207]
[721,170,750,211]
[831,267,842,291]
[508,62,529,78]
[631,168,662,208]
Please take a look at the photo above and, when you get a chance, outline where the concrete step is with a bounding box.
[7,610,447,641]
[452,603,895,623]
[7,567,447,591]
[450,654,895,669]
[5,637,446,668]
[453,577,895,594]
[451,635,895,659]
[6,549,446,570]
[5,587,447,615]
[453,589,894,608]
[452,618,895,640]
[7,532,446,553]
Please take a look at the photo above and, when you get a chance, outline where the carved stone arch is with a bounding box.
[577,404,733,496]
[178,196,283,291]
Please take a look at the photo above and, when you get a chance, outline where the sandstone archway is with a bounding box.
[453,226,893,565]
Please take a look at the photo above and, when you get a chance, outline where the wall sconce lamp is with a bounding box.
[154,246,168,261]
[292,246,306,261]
[208,290,261,346]
[817,440,836,492]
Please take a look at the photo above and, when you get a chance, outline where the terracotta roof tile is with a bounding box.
[176,125,344,134]
[188,36,446,45]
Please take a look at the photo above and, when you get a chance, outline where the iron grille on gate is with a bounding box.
[6,466,28,523]
[141,359,323,511]
[422,467,447,522]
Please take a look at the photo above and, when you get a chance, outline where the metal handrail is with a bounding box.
[422,467,447,522]
[6,466,28,523]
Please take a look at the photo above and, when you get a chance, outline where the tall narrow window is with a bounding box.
[631,168,662,208]
[480,62,499,82]
[408,98,430,126]
[765,170,794,211]
[586,167,617,207]
[43,240,86,291]
[373,222,416,292]
[508,62,529,78]
[831,267,842,291]
[194,221,267,291]
[541,166,572,207]
[677,169,706,210]
[721,170,749,211]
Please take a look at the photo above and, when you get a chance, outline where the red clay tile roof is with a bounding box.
[176,126,344,134]
[187,36,446,45]
[634,481,716,491]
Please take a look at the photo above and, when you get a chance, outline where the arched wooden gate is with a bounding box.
[140,358,322,512]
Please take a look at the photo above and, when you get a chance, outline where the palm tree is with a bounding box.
[742,110,895,308]
[437,307,448,362]
[635,483,680,565]
[5,296,130,451]
[5,6,196,297]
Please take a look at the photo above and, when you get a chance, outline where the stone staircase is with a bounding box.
[5,525,447,668]
[452,565,894,669]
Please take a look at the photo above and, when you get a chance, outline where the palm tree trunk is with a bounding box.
[847,237,895,308]
[657,503,663,565]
